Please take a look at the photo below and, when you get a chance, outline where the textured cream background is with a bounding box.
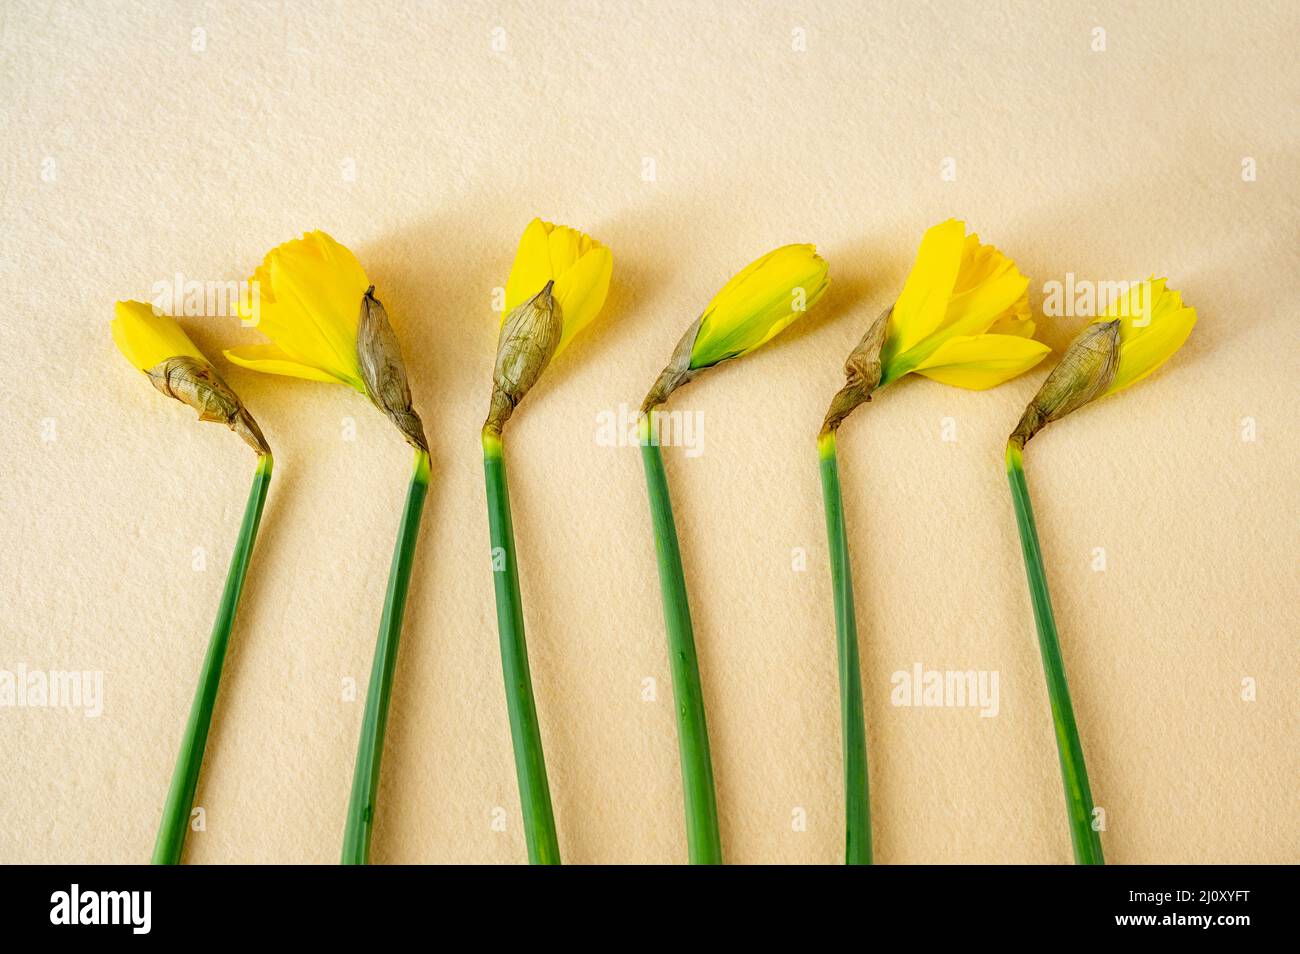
[1,0,1296,864]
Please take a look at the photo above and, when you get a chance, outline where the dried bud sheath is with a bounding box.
[1010,320,1120,448]
[357,287,428,452]
[484,281,563,436]
[641,316,703,414]
[820,306,891,436]
[146,355,270,456]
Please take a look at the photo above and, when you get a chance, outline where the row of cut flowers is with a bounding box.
[112,218,1195,864]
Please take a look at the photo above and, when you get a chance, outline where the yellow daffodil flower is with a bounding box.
[221,231,432,862]
[878,218,1049,390]
[485,218,613,436]
[480,217,614,863]
[689,243,830,370]
[225,230,426,451]
[111,299,273,865]
[634,242,828,865]
[820,220,1049,437]
[642,243,829,412]
[112,300,268,455]
[225,230,369,390]
[112,299,207,370]
[1002,278,1195,865]
[1010,278,1197,447]
[1099,278,1198,396]
[502,217,613,357]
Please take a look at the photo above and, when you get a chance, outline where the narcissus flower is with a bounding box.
[642,243,829,412]
[634,241,827,865]
[881,218,1047,387]
[485,218,613,436]
[821,219,1050,435]
[111,299,273,865]
[225,230,426,451]
[1003,278,1196,865]
[480,217,614,864]
[1010,278,1197,446]
[503,218,613,357]
[222,230,430,864]
[112,300,268,455]
[814,220,1048,865]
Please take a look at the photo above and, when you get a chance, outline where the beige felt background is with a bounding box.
[0,0,1296,865]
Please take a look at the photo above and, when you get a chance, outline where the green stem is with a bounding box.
[481,429,561,865]
[638,412,722,864]
[341,448,430,865]
[817,433,872,864]
[152,453,273,865]
[1005,442,1105,865]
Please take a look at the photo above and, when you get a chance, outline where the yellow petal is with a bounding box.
[503,218,556,316]
[911,333,1051,390]
[223,343,348,385]
[552,245,613,355]
[987,290,1035,338]
[1103,278,1197,395]
[939,237,1029,337]
[547,224,589,278]
[885,219,966,360]
[111,300,206,371]
[689,244,829,368]
[262,231,368,383]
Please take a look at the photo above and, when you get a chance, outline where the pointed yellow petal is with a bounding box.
[911,333,1051,390]
[503,218,555,316]
[552,245,614,355]
[1103,279,1197,395]
[265,231,367,380]
[886,219,966,358]
[111,300,206,371]
[223,343,349,385]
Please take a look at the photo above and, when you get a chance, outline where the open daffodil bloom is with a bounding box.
[111,301,272,865]
[822,219,1050,436]
[226,230,426,451]
[1005,278,1196,865]
[225,230,368,389]
[228,231,429,864]
[481,218,613,864]
[816,221,1049,864]
[876,218,1047,389]
[638,243,829,864]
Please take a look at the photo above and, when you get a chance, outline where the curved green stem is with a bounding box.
[639,412,722,864]
[341,448,430,865]
[1005,441,1105,865]
[153,453,273,865]
[482,429,561,865]
[817,432,872,864]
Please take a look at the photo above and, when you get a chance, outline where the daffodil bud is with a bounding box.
[357,287,427,452]
[481,219,613,439]
[642,244,829,412]
[146,355,271,455]
[819,306,891,436]
[113,300,270,456]
[484,281,563,436]
[1010,319,1119,448]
